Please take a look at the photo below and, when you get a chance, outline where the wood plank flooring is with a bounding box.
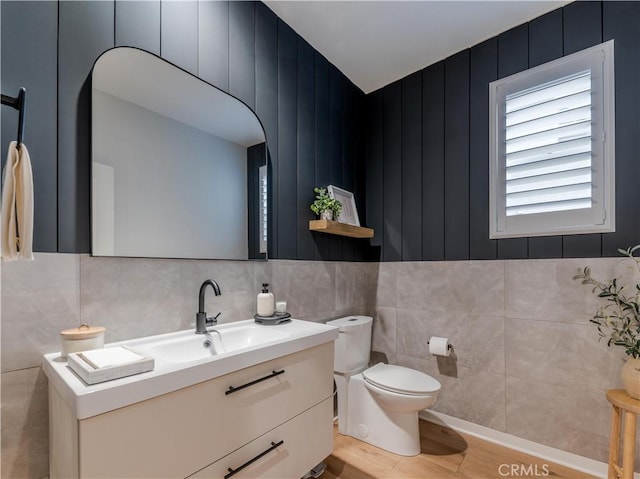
[321,420,596,479]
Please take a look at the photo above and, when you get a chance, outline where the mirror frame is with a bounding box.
[90,47,269,261]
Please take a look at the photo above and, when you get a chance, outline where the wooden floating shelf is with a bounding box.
[309,219,374,239]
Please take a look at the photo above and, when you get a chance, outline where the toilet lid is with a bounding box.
[326,315,372,332]
[363,363,441,395]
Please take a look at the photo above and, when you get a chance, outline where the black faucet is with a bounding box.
[195,279,222,334]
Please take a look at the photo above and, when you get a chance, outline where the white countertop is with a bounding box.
[43,319,338,420]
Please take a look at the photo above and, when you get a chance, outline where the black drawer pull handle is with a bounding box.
[224,440,284,479]
[225,369,285,395]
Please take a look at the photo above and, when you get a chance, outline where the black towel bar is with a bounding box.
[1,87,26,147]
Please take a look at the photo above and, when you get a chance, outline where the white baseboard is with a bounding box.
[419,410,637,479]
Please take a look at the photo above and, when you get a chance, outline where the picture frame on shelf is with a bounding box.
[327,185,360,226]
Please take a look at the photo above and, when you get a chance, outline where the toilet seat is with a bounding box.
[363,363,441,396]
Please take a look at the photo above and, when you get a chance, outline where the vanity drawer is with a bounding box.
[188,397,333,479]
[78,342,334,478]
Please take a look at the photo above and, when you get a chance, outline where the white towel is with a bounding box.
[78,347,147,369]
[1,141,34,261]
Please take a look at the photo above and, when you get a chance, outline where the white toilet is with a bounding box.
[327,316,441,456]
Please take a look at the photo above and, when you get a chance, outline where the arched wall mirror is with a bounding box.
[91,47,267,260]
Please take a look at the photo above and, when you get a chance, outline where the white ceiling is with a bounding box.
[264,1,571,93]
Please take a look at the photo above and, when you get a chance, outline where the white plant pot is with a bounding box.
[621,357,640,399]
[320,210,333,221]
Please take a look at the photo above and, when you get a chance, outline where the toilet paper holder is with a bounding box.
[426,340,452,350]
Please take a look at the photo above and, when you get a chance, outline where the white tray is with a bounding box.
[67,347,154,385]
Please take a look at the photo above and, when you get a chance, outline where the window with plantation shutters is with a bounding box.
[489,40,615,239]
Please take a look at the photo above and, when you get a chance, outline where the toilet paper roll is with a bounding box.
[429,336,451,357]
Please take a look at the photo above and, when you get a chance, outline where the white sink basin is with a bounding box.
[131,334,217,363]
[130,323,292,363]
[43,319,339,420]
[213,323,291,352]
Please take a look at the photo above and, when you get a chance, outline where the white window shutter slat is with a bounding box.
[489,40,615,239]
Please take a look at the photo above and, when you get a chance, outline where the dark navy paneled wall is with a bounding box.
[0,0,370,261]
[1,1,58,252]
[3,1,638,262]
[365,1,640,261]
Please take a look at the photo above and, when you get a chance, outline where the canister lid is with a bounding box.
[60,324,105,340]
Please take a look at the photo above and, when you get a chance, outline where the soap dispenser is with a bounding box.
[257,283,275,317]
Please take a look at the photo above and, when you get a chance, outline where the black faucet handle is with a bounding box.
[206,312,222,326]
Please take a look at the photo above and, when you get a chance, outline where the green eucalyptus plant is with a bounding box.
[573,245,640,359]
[310,187,342,218]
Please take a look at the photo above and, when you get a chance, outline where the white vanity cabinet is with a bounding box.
[49,341,335,479]
[188,397,333,479]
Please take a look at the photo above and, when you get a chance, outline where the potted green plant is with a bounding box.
[573,245,640,398]
[310,187,342,221]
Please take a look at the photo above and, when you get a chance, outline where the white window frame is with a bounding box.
[489,40,615,239]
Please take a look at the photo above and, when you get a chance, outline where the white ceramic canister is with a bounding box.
[60,324,106,359]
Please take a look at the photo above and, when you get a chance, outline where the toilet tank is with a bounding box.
[326,316,372,374]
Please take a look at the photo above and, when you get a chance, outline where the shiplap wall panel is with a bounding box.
[328,65,346,260]
[254,3,279,259]
[329,66,344,189]
[341,79,356,262]
[229,1,255,110]
[469,38,498,260]
[115,0,160,54]
[58,0,114,253]
[421,62,445,261]
[366,2,633,262]
[160,0,198,74]
[276,20,298,259]
[496,24,529,260]
[563,1,603,55]
[313,53,332,260]
[366,90,384,251]
[10,0,635,261]
[382,81,402,262]
[296,39,317,261]
[444,51,470,261]
[6,1,366,259]
[198,0,229,91]
[529,9,564,67]
[527,9,565,259]
[342,78,355,194]
[353,92,369,261]
[602,1,640,257]
[0,1,58,252]
[561,1,603,258]
[354,90,369,258]
[401,71,422,261]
